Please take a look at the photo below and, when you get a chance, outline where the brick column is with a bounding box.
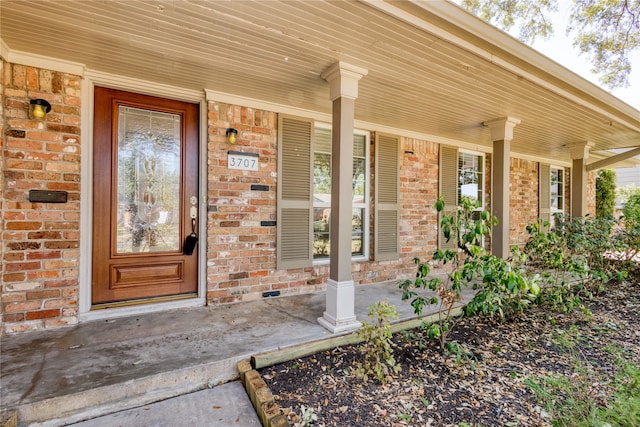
[1,63,82,333]
[484,117,520,259]
[318,62,367,333]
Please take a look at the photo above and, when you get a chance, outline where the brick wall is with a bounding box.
[509,158,539,246]
[0,73,598,334]
[587,170,596,216]
[205,101,441,304]
[397,138,439,272]
[1,62,81,334]
[205,101,283,303]
[564,168,571,217]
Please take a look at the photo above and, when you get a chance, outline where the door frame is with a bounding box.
[79,71,208,321]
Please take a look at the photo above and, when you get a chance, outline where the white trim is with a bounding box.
[0,38,10,60]
[197,98,208,301]
[205,89,332,122]
[510,152,572,168]
[78,76,94,314]
[79,297,206,322]
[79,70,207,319]
[4,49,86,76]
[86,70,204,103]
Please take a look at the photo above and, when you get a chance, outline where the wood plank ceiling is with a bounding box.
[2,0,639,164]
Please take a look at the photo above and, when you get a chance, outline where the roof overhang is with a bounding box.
[1,0,639,164]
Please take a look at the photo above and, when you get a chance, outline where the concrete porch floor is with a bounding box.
[1,278,473,426]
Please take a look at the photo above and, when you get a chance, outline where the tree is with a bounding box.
[460,0,640,88]
[596,168,616,218]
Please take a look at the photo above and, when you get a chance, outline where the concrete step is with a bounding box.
[65,382,261,427]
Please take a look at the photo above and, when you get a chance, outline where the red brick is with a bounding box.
[6,261,41,271]
[27,290,60,300]
[28,270,60,280]
[5,301,41,313]
[27,231,61,239]
[5,221,42,231]
[1,292,26,303]
[44,279,77,288]
[26,309,60,320]
[44,298,76,309]
[44,241,79,249]
[3,313,25,323]
[3,252,25,262]
[2,272,26,282]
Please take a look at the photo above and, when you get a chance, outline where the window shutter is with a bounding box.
[438,145,458,251]
[539,163,551,227]
[277,116,313,269]
[374,133,399,261]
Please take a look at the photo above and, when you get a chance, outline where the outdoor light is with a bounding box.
[29,99,51,121]
[226,128,238,144]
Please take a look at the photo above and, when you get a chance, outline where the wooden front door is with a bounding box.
[92,87,199,305]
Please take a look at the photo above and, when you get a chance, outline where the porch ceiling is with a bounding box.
[2,0,639,165]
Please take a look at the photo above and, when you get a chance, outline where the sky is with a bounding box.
[451,1,640,111]
[528,4,640,111]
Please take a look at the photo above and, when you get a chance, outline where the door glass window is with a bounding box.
[116,106,181,253]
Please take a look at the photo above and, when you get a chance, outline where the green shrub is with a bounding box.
[400,197,536,351]
[354,301,401,383]
[596,168,616,219]
[618,193,640,262]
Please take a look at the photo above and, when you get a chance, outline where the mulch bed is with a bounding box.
[260,277,640,426]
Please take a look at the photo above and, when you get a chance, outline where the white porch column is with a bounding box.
[318,62,368,333]
[569,142,594,217]
[484,117,520,259]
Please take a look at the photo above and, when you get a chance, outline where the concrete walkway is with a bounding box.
[1,278,472,426]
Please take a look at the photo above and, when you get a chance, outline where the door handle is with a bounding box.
[184,196,198,255]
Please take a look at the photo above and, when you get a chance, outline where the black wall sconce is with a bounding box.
[30,99,51,121]
[226,128,238,144]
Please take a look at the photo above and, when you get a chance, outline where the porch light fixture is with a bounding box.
[29,99,51,121]
[226,128,238,144]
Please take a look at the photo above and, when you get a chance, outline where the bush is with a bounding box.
[354,301,401,383]
[596,169,616,219]
[618,193,640,261]
[400,197,536,351]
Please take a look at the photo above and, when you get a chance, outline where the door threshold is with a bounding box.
[80,294,205,323]
[92,293,198,310]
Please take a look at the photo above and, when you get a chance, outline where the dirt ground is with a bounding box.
[261,276,640,426]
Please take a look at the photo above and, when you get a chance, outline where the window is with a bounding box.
[439,146,485,250]
[458,151,484,207]
[277,115,392,270]
[312,126,369,261]
[539,163,565,228]
[550,166,564,214]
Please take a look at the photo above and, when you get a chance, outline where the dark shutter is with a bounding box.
[277,116,313,269]
[539,163,551,227]
[374,133,399,261]
[438,145,458,250]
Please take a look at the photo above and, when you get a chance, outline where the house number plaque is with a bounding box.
[228,151,259,171]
